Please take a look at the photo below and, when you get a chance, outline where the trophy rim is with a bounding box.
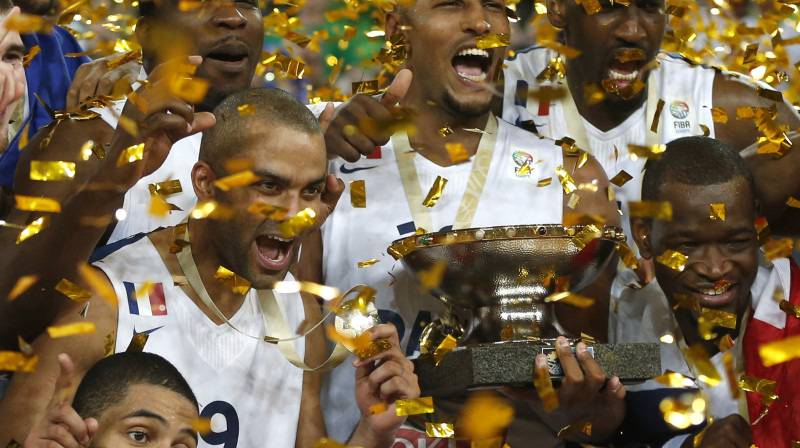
[387,224,626,260]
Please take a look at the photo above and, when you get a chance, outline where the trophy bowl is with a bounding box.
[388,224,661,395]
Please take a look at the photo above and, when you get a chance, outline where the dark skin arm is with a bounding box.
[679,414,753,448]
[295,291,328,448]
[712,72,800,235]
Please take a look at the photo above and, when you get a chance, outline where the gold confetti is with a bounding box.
[342,25,357,41]
[438,124,453,138]
[684,344,721,386]
[237,104,256,116]
[711,108,728,123]
[656,250,688,272]
[7,14,51,33]
[616,242,638,269]
[759,335,800,366]
[659,391,706,430]
[563,213,605,227]
[672,293,701,313]
[150,195,180,217]
[116,143,144,167]
[352,80,379,95]
[22,45,40,68]
[29,161,75,181]
[246,201,288,220]
[723,353,739,399]
[148,180,182,197]
[191,418,212,436]
[616,49,645,63]
[445,143,470,164]
[475,33,510,49]
[701,308,737,329]
[277,208,317,237]
[738,375,778,404]
[0,351,37,372]
[325,326,390,360]
[544,291,594,308]
[786,197,800,208]
[571,224,602,250]
[214,266,251,295]
[65,49,102,58]
[7,275,38,301]
[224,158,253,173]
[628,144,666,161]
[433,334,457,366]
[576,0,601,14]
[15,195,60,213]
[743,43,759,65]
[717,334,735,352]
[213,170,260,191]
[190,200,234,220]
[369,403,388,415]
[350,180,366,208]
[629,201,672,220]
[459,392,514,440]
[537,178,552,187]
[763,238,793,262]
[653,371,695,388]
[607,186,615,201]
[422,176,447,207]
[17,216,50,243]
[533,364,559,411]
[107,49,141,71]
[79,140,104,161]
[126,333,148,353]
[557,422,592,438]
[312,438,357,448]
[425,422,455,438]
[710,203,726,221]
[756,85,783,103]
[395,397,435,416]
[170,76,210,104]
[418,261,447,291]
[567,194,581,209]
[555,166,577,194]
[357,259,379,268]
[103,331,115,357]
[779,298,800,319]
[47,322,97,338]
[283,30,311,48]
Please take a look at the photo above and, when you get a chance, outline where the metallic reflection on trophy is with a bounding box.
[388,224,661,396]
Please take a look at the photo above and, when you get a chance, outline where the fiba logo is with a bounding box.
[670,101,690,119]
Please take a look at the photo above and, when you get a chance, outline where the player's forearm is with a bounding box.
[347,419,397,448]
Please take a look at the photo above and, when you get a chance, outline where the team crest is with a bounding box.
[511,150,536,179]
[668,100,692,135]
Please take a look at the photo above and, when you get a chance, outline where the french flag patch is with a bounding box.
[124,282,167,316]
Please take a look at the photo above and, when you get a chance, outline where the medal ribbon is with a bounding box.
[392,114,498,232]
[175,221,349,372]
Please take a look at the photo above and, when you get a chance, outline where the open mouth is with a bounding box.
[204,40,250,69]
[452,47,492,83]
[687,281,737,308]
[605,56,645,90]
[255,234,294,270]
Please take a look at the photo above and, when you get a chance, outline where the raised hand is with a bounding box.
[681,415,753,448]
[23,354,98,448]
[66,52,142,110]
[324,69,412,162]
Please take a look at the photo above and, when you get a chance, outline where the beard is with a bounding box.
[441,88,492,119]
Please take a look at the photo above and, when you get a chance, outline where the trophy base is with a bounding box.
[413,340,661,397]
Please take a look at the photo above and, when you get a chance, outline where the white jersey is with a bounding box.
[320,117,564,440]
[502,49,717,250]
[94,100,199,243]
[93,234,306,448]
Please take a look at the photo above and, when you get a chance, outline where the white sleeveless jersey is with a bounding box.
[320,118,564,440]
[502,49,717,250]
[93,234,306,448]
[93,100,198,244]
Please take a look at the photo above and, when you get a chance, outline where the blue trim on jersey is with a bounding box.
[397,221,415,235]
[124,281,139,315]
[89,233,147,263]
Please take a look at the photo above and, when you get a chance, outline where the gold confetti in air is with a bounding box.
[475,33,510,49]
[445,143,470,164]
[190,200,234,220]
[738,374,778,404]
[150,195,181,217]
[273,281,340,301]
[754,217,771,244]
[214,266,251,295]
[629,200,673,220]
[537,178,552,187]
[417,261,447,291]
[576,0,601,14]
[700,308,737,329]
[563,213,605,227]
[425,422,455,438]
[533,363,559,411]
[433,334,457,366]
[79,140,104,161]
[22,45,40,68]
[672,293,701,313]
[651,99,665,132]
[246,202,288,221]
[0,351,37,372]
[759,335,800,366]
[616,242,638,269]
[458,392,514,440]
[350,180,366,208]
[653,371,696,388]
[438,124,454,138]
[616,49,646,63]
[567,194,581,209]
[717,334,735,352]
[116,143,144,166]
[7,275,38,301]
[763,238,793,262]
[555,166,577,194]
[656,250,688,272]
[78,262,116,305]
[312,438,358,448]
[15,195,61,213]
[544,291,595,308]
[659,391,706,430]
[224,158,253,173]
[357,259,379,268]
[710,203,726,221]
[170,75,210,104]
[325,324,391,360]
[103,332,115,357]
[29,161,76,181]
[684,344,721,386]
[125,333,149,353]
[191,418,212,436]
[422,176,447,208]
[17,216,50,244]
[628,144,666,161]
[571,224,602,250]
[236,104,256,116]
[352,80,379,95]
[396,397,435,416]
[277,208,317,237]
[369,403,388,415]
[7,13,52,33]
[723,353,739,398]
[557,422,592,439]
[213,170,260,191]
[148,180,182,197]
[47,322,97,338]
[786,197,800,208]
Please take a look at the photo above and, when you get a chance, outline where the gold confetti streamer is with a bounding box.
[103,331,115,357]
[214,266,251,295]
[628,144,666,161]
[126,333,148,353]
[557,422,592,438]
[283,30,311,48]
[475,33,510,49]
[350,180,366,208]
[743,43,759,65]
[616,49,645,63]
[684,344,721,386]
[312,438,357,448]
[533,364,559,411]
[779,298,800,319]
[213,170,260,191]
[659,392,706,429]
[544,291,594,308]
[629,201,672,220]
[710,203,726,221]
[754,217,770,244]
[16,216,50,244]
[224,158,253,173]
[650,99,665,133]
[426,422,455,438]
[445,143,470,164]
[723,353,739,398]
[555,166,577,194]
[653,371,696,388]
[433,334,457,366]
[15,195,60,213]
[148,180,182,197]
[672,293,700,313]
[657,250,688,272]
[29,161,75,181]
[422,176,447,207]
[272,281,340,301]
[47,322,97,338]
[786,197,800,208]
[107,49,142,71]
[357,259,379,268]
[738,375,778,404]
[77,262,117,305]
[22,45,40,68]
[459,392,514,440]
[369,403,388,415]
[7,275,38,301]
[277,208,317,237]
[246,202,288,220]
[170,76,210,104]
[116,143,144,166]
[711,108,728,123]
[237,104,256,116]
[576,0,601,14]
[701,308,737,329]
[191,418,212,436]
[0,351,37,372]
[418,261,447,291]
[537,178,552,187]
[352,80,379,95]
[759,335,800,366]
[325,325,390,360]
[7,14,51,33]
[395,397,434,416]
[438,124,453,138]
[571,224,602,250]
[763,238,793,262]
[616,242,638,269]
[567,194,581,209]
[190,200,234,220]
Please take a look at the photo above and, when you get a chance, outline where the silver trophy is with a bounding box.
[388,224,660,396]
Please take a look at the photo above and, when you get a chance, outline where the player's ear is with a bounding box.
[631,217,653,260]
[192,161,218,201]
[547,0,568,28]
